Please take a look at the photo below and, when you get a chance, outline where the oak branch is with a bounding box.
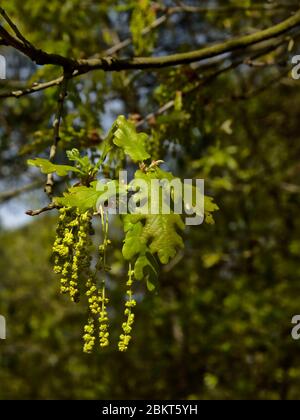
[0,8,300,77]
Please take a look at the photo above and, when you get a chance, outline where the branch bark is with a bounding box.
[155,3,299,15]
[45,74,69,197]
[0,76,64,99]
[1,8,300,74]
[26,203,57,217]
[77,10,300,72]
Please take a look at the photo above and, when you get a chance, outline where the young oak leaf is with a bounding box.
[112,115,150,162]
[123,213,185,265]
[122,226,159,289]
[28,158,82,177]
[54,181,119,212]
[134,251,159,291]
[130,0,156,55]
[123,168,185,264]
[122,222,145,260]
[153,167,219,224]
[134,167,219,224]
[122,166,218,269]
[54,182,102,212]
[66,149,93,173]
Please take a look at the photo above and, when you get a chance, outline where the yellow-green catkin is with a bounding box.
[53,207,112,353]
[83,276,98,353]
[99,283,109,347]
[83,317,95,354]
[98,209,110,348]
[53,208,93,303]
[118,264,136,352]
[70,211,93,302]
[84,274,109,351]
[83,208,111,352]
[53,207,75,297]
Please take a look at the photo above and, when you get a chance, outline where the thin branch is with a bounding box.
[0,6,32,47]
[244,58,276,67]
[26,203,57,217]
[0,7,299,104]
[137,39,289,127]
[73,10,300,72]
[155,3,299,15]
[230,67,291,101]
[136,100,174,128]
[105,14,168,56]
[0,76,64,99]
[0,19,74,69]
[0,15,168,98]
[45,74,69,197]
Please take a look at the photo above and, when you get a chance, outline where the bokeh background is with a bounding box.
[1,0,300,400]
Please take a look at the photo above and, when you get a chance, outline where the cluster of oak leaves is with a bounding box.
[28,116,219,352]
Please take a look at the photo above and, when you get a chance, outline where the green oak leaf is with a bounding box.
[122,222,145,260]
[134,250,159,291]
[54,181,119,212]
[122,166,218,268]
[28,158,82,176]
[112,115,150,162]
[123,213,185,265]
[66,149,93,173]
[129,167,219,223]
[123,168,185,264]
[54,182,101,212]
[153,167,219,224]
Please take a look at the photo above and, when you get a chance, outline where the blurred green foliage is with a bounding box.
[1,0,300,400]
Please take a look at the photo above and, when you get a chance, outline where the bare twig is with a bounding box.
[244,58,275,67]
[26,203,57,217]
[105,14,168,56]
[0,6,32,47]
[45,73,69,197]
[155,2,298,15]
[0,76,64,99]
